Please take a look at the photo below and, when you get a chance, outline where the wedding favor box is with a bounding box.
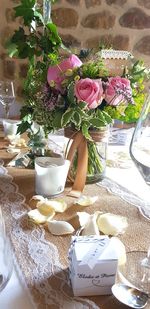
[68,235,118,296]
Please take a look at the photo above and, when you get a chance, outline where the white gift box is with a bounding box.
[68,235,118,296]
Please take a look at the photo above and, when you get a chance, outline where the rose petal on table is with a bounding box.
[76,211,90,227]
[28,209,49,224]
[82,213,100,236]
[7,147,20,153]
[47,220,74,235]
[7,135,27,147]
[111,237,126,265]
[97,213,128,236]
[75,195,98,206]
[46,199,68,213]
[37,199,67,214]
[37,201,56,217]
[29,195,45,209]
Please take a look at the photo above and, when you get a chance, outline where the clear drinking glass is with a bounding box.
[0,81,15,119]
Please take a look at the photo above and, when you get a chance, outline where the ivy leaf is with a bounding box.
[90,118,106,128]
[6,42,18,58]
[17,120,31,135]
[14,0,36,26]
[46,22,62,45]
[67,82,75,105]
[78,101,87,109]
[102,110,112,124]
[76,107,87,119]
[61,108,74,127]
[53,110,63,128]
[72,111,81,127]
[82,123,93,141]
[11,28,26,44]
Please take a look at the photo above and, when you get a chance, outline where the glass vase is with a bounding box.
[65,127,109,184]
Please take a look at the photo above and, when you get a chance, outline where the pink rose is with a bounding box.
[47,54,82,92]
[105,76,132,106]
[74,78,104,109]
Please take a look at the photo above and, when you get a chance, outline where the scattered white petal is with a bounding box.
[82,213,100,236]
[46,199,68,213]
[97,213,128,236]
[111,237,126,265]
[37,201,56,217]
[28,209,48,224]
[47,220,74,235]
[77,212,90,227]
[29,195,45,208]
[75,195,98,207]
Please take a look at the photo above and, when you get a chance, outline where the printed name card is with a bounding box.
[68,235,118,296]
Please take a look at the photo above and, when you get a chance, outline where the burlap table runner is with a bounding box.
[0,143,150,309]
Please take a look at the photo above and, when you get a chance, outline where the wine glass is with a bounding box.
[129,92,150,219]
[0,81,15,119]
[128,92,150,296]
[0,207,13,292]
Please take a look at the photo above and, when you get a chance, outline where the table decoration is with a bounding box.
[7,0,150,194]
[2,119,20,137]
[68,235,118,296]
[35,157,70,196]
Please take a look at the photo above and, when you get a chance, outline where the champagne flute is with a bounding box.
[0,81,15,119]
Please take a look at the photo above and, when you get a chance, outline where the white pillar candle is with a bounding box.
[35,157,70,196]
[2,119,21,137]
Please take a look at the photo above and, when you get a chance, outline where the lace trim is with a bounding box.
[97,177,150,209]
[0,160,99,309]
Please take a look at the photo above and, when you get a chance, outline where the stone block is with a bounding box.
[85,34,129,50]
[52,8,78,28]
[137,0,150,9]
[106,0,127,5]
[81,11,115,29]
[134,36,150,55]
[16,85,24,97]
[60,34,81,47]
[3,59,16,78]
[5,8,15,23]
[66,0,80,4]
[19,63,28,78]
[85,0,101,8]
[0,26,14,47]
[119,8,150,29]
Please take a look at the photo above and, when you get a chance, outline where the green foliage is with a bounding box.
[7,0,62,64]
[81,60,108,79]
[7,0,150,140]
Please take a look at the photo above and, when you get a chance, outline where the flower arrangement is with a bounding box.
[7,0,150,188]
[19,51,149,136]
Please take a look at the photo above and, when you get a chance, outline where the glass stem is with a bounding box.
[141,246,150,268]
[147,247,150,266]
[4,105,9,119]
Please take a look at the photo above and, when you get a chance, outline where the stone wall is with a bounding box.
[0,0,150,103]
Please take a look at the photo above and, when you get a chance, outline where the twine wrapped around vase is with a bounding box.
[64,127,109,197]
